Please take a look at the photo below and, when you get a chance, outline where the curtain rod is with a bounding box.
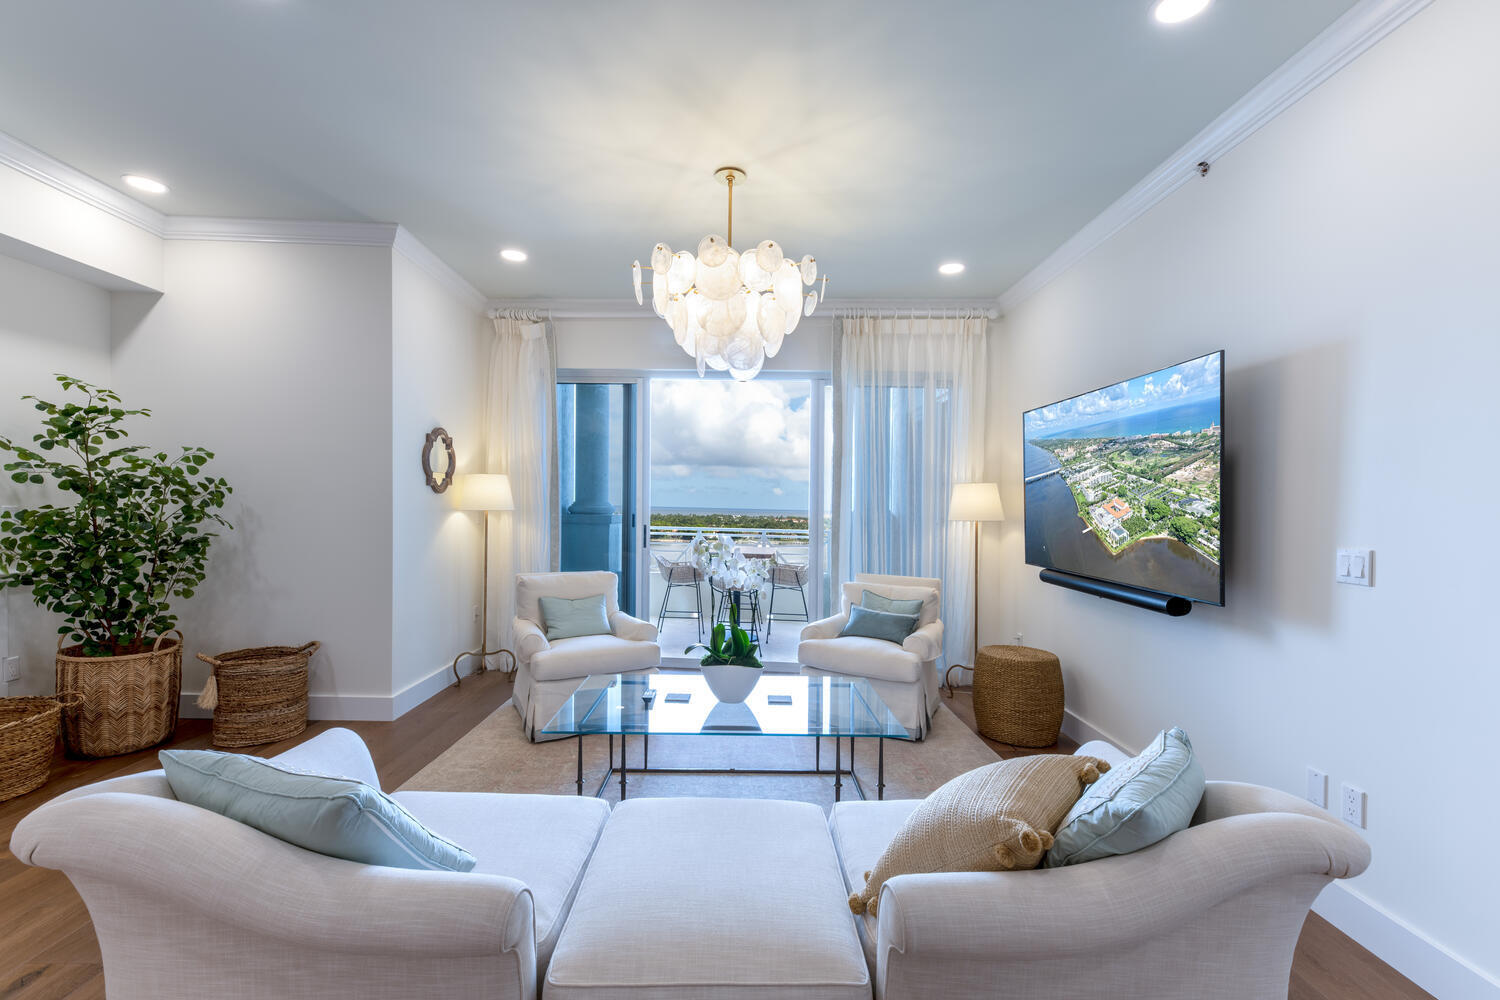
[485,299,999,320]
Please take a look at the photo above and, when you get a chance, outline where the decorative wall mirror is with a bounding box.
[422,427,456,493]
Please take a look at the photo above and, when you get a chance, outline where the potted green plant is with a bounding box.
[686,603,763,704]
[0,376,232,757]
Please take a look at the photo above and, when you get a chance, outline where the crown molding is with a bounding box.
[161,217,399,246]
[392,226,487,309]
[0,130,167,235]
[996,0,1435,316]
[488,297,998,320]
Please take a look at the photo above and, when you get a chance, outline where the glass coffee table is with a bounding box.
[539,671,912,801]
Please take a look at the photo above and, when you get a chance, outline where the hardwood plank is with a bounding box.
[4,672,1431,999]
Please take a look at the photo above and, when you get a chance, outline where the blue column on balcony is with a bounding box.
[561,383,621,576]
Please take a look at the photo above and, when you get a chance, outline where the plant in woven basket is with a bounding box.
[0,375,233,656]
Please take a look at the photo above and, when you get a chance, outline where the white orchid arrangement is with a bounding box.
[690,532,767,592]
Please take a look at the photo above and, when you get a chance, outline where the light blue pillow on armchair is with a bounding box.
[839,604,921,644]
[160,749,476,872]
[1044,727,1205,867]
[860,589,925,617]
[538,593,612,640]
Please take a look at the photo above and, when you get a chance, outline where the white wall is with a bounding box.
[0,253,113,695]
[390,250,486,711]
[110,240,397,718]
[986,1,1497,995]
[552,314,834,373]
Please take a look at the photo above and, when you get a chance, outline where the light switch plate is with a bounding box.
[1305,767,1328,808]
[1335,548,1374,586]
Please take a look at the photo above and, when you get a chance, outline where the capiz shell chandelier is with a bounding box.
[632,166,827,380]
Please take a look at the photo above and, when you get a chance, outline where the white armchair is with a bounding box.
[10,727,612,1000]
[828,740,1372,1000]
[512,570,661,740]
[799,573,943,739]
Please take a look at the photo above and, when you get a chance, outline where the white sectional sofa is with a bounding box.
[10,728,610,1000]
[827,740,1373,1000]
[13,732,1370,1000]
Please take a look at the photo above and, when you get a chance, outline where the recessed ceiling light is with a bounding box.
[499,248,528,263]
[938,261,966,276]
[122,174,169,195]
[1153,0,1211,24]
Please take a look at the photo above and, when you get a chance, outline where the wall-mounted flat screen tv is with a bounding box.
[1024,351,1224,606]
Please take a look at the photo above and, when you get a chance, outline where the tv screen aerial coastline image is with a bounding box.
[1024,351,1223,605]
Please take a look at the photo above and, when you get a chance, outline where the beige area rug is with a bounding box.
[400,700,999,807]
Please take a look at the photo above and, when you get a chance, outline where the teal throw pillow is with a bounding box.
[839,604,920,645]
[538,593,612,640]
[860,589,925,617]
[160,749,476,872]
[1044,727,1205,867]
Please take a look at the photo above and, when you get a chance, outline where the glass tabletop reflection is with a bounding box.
[539,670,912,739]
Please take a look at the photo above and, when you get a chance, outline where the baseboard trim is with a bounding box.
[1061,708,1496,997]
[1313,882,1499,999]
[1060,707,1136,753]
[179,661,470,724]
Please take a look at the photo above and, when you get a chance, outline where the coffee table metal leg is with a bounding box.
[620,734,628,801]
[815,736,821,771]
[878,738,885,801]
[834,735,842,801]
[576,735,584,796]
[644,732,649,770]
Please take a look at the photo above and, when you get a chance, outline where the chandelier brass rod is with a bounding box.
[726,172,734,248]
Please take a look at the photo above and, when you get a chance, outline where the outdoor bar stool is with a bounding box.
[654,553,705,639]
[766,557,810,639]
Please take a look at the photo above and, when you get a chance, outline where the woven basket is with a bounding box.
[55,632,182,758]
[0,695,75,801]
[973,644,1065,748]
[197,642,318,748]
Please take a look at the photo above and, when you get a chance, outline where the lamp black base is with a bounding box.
[1039,569,1192,617]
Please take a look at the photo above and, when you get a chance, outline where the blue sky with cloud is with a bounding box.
[650,378,812,512]
[1025,352,1221,438]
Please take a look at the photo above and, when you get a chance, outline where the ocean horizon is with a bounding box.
[1034,396,1220,441]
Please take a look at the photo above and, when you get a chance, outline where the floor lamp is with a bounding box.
[943,482,1006,694]
[451,473,517,685]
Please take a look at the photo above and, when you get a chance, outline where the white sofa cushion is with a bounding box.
[529,633,661,681]
[798,635,924,683]
[393,791,610,973]
[828,798,920,966]
[546,797,870,999]
[845,574,941,627]
[517,571,621,624]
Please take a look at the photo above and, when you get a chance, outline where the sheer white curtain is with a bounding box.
[831,311,988,676]
[485,311,558,655]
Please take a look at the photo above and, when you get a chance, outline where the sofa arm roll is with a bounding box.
[801,613,849,641]
[609,610,659,642]
[902,620,944,661]
[513,617,550,663]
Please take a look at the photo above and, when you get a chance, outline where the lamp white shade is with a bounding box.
[452,473,515,512]
[948,482,1005,522]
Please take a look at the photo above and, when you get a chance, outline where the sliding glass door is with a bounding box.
[557,370,830,663]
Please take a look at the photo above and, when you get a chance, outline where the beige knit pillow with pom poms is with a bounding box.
[849,754,1109,918]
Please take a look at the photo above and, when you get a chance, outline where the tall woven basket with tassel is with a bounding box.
[55,631,183,758]
[197,642,318,748]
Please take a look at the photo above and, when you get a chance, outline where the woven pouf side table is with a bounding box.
[973,644,1064,747]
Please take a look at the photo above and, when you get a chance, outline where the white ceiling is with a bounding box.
[0,1,1355,300]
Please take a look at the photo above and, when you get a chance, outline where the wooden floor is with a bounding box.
[2,672,1429,1000]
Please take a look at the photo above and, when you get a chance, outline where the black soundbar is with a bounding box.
[1039,569,1192,617]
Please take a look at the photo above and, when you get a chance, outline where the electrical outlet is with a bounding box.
[1341,783,1367,828]
[3,656,18,683]
[1305,767,1327,808]
[472,604,481,623]
[1013,632,1023,646]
